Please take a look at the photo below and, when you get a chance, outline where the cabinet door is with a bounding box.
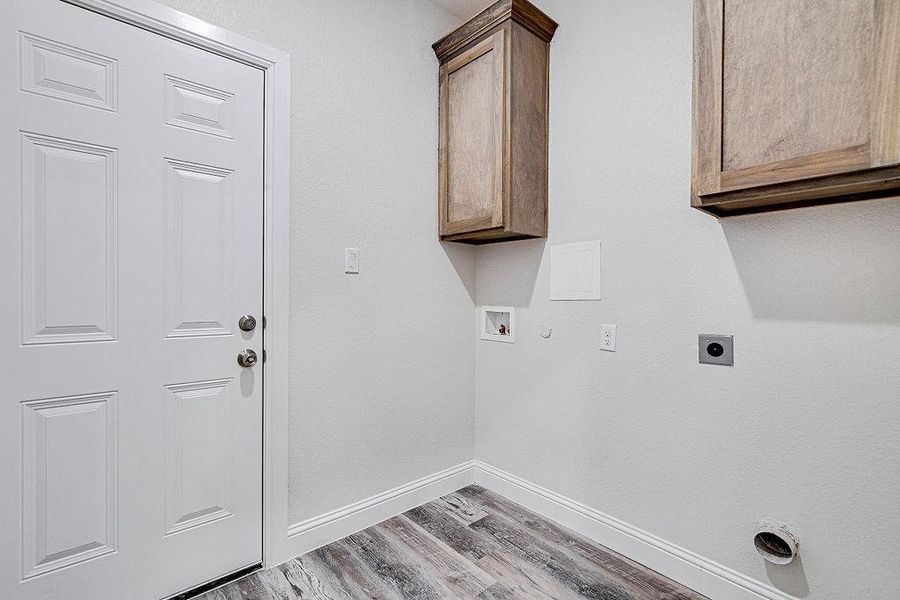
[439,29,506,236]
[693,0,900,212]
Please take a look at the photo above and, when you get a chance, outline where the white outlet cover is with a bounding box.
[600,324,616,352]
[550,241,601,300]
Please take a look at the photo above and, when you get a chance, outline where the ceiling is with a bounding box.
[429,0,493,20]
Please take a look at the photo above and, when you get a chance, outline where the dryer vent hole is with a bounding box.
[754,531,793,561]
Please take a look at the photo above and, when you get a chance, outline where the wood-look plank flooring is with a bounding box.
[196,486,707,600]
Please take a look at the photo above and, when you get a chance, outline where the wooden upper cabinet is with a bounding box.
[434,0,557,243]
[692,0,900,216]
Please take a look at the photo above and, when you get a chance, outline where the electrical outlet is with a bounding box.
[600,324,616,352]
[699,334,733,366]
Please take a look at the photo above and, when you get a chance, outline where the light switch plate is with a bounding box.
[699,334,733,366]
[600,324,616,352]
[345,248,359,274]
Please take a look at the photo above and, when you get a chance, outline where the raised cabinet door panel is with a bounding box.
[692,0,900,216]
[434,0,556,243]
[722,0,872,173]
[442,31,505,234]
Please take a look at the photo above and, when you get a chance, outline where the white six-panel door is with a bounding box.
[0,1,265,598]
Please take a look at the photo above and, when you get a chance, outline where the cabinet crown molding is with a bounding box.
[432,0,558,62]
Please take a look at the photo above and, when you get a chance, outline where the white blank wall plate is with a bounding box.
[550,241,601,300]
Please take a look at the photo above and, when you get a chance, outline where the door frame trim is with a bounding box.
[63,0,293,569]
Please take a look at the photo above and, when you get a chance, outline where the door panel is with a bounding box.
[0,1,264,598]
[20,132,118,345]
[164,159,234,339]
[19,31,118,111]
[21,392,118,580]
[164,75,234,139]
[163,379,234,536]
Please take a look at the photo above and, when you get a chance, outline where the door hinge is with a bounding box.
[262,315,267,329]
[262,349,267,363]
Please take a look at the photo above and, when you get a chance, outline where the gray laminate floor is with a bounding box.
[196,485,707,599]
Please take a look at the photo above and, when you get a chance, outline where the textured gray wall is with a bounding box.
[474,2,900,598]
[157,0,474,524]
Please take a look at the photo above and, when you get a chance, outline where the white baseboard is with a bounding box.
[280,459,794,600]
[473,461,797,600]
[284,461,476,559]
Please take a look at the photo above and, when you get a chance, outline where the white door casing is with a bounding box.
[0,0,292,597]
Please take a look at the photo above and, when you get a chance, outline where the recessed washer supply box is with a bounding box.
[481,306,515,343]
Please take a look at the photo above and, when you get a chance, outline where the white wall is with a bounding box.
[157,0,472,524]
[474,1,900,599]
